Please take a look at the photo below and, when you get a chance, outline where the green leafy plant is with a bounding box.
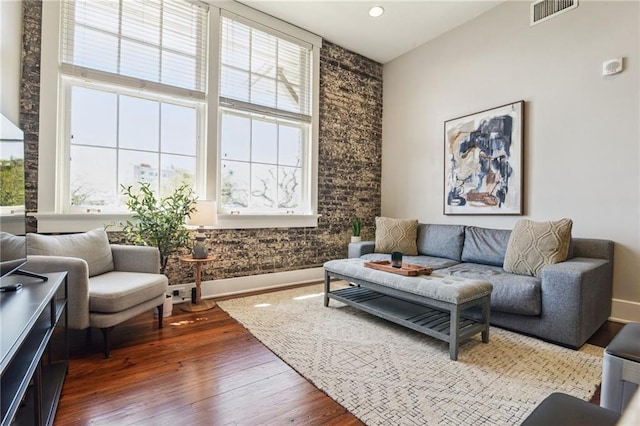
[351,218,362,237]
[121,182,197,274]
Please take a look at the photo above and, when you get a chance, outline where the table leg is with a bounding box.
[450,305,460,361]
[180,261,216,312]
[195,262,202,304]
[482,295,491,343]
[324,270,330,307]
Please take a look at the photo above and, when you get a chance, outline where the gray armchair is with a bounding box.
[20,229,168,358]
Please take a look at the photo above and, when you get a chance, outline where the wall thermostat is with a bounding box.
[603,58,623,76]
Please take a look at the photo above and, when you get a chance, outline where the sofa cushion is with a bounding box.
[461,226,512,267]
[89,271,168,313]
[360,253,460,270]
[438,263,541,316]
[504,218,573,278]
[27,229,114,277]
[416,224,465,261]
[374,217,418,255]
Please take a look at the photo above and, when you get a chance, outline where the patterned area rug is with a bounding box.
[218,283,603,425]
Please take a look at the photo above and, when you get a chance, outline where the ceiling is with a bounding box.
[237,1,504,64]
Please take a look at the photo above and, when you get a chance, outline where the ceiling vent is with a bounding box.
[530,0,578,26]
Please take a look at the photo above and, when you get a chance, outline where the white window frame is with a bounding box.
[59,77,207,214]
[217,108,311,214]
[35,1,321,232]
[207,3,321,229]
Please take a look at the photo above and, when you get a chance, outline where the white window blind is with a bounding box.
[61,0,208,99]
[219,13,312,122]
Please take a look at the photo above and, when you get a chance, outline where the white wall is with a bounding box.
[1,0,23,124]
[383,1,640,321]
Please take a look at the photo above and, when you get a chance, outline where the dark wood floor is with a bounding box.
[54,285,624,425]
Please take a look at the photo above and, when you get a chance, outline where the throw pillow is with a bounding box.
[503,218,573,278]
[27,228,114,277]
[374,217,419,255]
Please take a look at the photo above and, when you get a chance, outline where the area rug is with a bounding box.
[218,283,604,425]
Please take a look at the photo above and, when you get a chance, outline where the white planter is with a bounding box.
[351,236,362,243]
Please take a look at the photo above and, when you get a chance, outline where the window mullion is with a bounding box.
[159,2,164,86]
[115,92,121,202]
[117,0,123,76]
[248,28,254,106]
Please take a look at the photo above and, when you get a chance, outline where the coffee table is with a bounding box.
[324,258,492,360]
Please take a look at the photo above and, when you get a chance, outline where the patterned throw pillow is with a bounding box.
[503,218,573,278]
[374,217,419,255]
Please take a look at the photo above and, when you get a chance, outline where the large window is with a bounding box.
[217,13,315,215]
[65,83,200,208]
[38,1,320,230]
[59,0,207,211]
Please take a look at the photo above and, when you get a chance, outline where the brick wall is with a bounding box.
[19,5,383,285]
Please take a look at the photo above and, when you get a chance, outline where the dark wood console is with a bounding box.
[0,272,68,426]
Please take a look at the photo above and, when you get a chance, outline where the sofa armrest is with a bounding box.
[110,244,161,274]
[540,256,613,347]
[572,238,614,261]
[25,255,91,330]
[348,241,375,258]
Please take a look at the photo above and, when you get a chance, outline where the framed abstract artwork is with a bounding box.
[444,100,524,215]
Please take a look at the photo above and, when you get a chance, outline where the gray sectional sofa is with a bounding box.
[348,224,614,348]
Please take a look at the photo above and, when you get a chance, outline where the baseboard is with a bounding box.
[610,298,640,323]
[170,267,324,302]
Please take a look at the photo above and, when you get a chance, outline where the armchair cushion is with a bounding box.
[89,271,167,313]
[27,229,114,277]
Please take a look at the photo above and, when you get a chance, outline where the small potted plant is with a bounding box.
[121,182,197,274]
[351,218,362,243]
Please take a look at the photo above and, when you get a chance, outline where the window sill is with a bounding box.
[30,212,321,233]
[30,212,133,233]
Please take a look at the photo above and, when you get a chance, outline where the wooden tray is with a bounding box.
[364,260,433,276]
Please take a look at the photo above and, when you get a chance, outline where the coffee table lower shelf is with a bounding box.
[327,286,488,360]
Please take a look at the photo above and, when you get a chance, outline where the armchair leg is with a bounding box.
[100,327,114,358]
[157,304,164,329]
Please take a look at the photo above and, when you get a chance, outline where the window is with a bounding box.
[59,0,208,211]
[0,116,25,216]
[217,13,315,215]
[38,0,321,230]
[65,83,200,208]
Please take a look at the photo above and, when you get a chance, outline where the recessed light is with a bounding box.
[369,6,384,18]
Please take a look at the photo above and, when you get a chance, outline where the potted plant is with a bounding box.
[351,218,362,243]
[121,182,197,274]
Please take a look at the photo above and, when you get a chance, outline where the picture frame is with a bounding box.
[444,100,524,215]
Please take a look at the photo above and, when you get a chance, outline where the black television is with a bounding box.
[0,113,28,279]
